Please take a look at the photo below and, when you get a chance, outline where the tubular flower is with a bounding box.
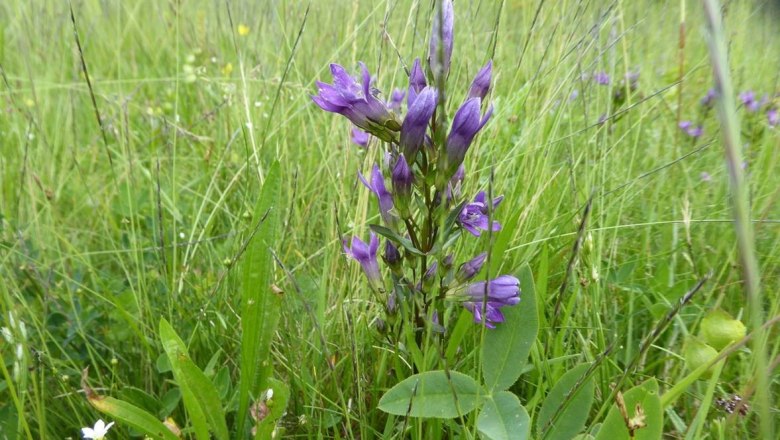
[468,61,493,99]
[359,164,394,225]
[593,71,610,85]
[391,154,414,216]
[428,0,454,84]
[400,87,437,159]
[458,191,503,237]
[767,108,778,127]
[389,88,406,111]
[312,63,400,141]
[343,233,381,285]
[456,252,487,282]
[407,58,428,107]
[678,121,703,138]
[443,98,493,177]
[463,275,521,328]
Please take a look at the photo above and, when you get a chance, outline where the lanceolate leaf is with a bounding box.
[477,391,531,440]
[378,370,481,418]
[159,318,229,440]
[595,379,663,440]
[482,264,539,391]
[87,395,179,440]
[237,161,284,435]
[536,364,595,440]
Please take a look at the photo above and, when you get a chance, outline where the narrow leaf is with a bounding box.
[159,318,229,440]
[238,161,283,435]
[477,391,531,440]
[482,264,539,391]
[378,370,481,418]
[369,224,424,255]
[536,364,595,440]
[87,395,179,440]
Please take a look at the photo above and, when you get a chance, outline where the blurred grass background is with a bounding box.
[1,0,778,437]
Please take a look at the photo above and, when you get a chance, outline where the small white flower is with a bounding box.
[266,388,274,400]
[82,419,114,440]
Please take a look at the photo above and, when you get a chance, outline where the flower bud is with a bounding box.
[700,309,746,350]
[456,252,487,282]
[684,337,718,379]
[391,155,414,217]
[468,61,492,99]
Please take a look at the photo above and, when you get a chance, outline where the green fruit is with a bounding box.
[684,337,718,379]
[700,309,746,350]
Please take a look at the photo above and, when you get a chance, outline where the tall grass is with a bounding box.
[1,0,778,438]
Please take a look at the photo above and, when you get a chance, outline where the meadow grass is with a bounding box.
[1,0,778,438]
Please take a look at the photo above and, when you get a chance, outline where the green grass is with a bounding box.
[1,0,778,438]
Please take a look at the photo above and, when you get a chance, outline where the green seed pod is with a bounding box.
[700,309,746,350]
[684,337,718,379]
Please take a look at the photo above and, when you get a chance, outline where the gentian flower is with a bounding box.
[468,60,493,99]
[82,419,114,440]
[428,0,454,84]
[391,154,414,214]
[444,98,493,176]
[389,88,406,111]
[679,120,703,138]
[384,240,401,267]
[343,233,381,285]
[400,87,437,159]
[446,164,465,202]
[312,63,400,142]
[407,58,427,107]
[739,91,760,112]
[359,164,394,225]
[767,108,778,127]
[701,88,717,108]
[351,127,370,147]
[459,191,503,237]
[462,275,521,328]
[593,71,610,85]
[456,252,487,282]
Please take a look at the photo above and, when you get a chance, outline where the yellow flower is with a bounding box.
[238,24,250,36]
[222,63,233,76]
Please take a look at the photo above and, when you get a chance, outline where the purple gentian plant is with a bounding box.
[312,0,520,341]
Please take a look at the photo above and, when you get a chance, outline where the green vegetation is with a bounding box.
[1,0,778,438]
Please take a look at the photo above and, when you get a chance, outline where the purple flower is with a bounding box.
[359,164,394,225]
[625,71,640,91]
[392,154,414,216]
[384,240,402,268]
[593,71,610,85]
[389,88,406,111]
[679,120,703,138]
[444,98,493,174]
[700,172,712,182]
[343,233,381,284]
[701,88,717,108]
[351,127,370,147]
[463,275,521,328]
[407,58,427,108]
[739,91,761,112]
[569,90,579,101]
[459,191,503,237]
[767,108,779,127]
[400,87,437,159]
[312,63,400,141]
[428,0,454,84]
[468,61,493,99]
[456,252,487,282]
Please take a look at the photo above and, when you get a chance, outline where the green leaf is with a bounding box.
[536,364,595,440]
[482,264,539,391]
[378,370,482,418]
[254,378,291,439]
[87,395,179,440]
[159,318,229,440]
[595,379,663,440]
[237,161,284,436]
[477,391,530,440]
[369,224,424,255]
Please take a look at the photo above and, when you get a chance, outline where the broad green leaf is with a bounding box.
[378,370,481,418]
[237,161,283,435]
[477,391,530,440]
[482,264,539,391]
[159,318,229,440]
[87,395,179,440]
[536,364,595,440]
[595,379,662,440]
[254,378,291,439]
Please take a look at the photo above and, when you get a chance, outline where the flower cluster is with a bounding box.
[312,0,519,329]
